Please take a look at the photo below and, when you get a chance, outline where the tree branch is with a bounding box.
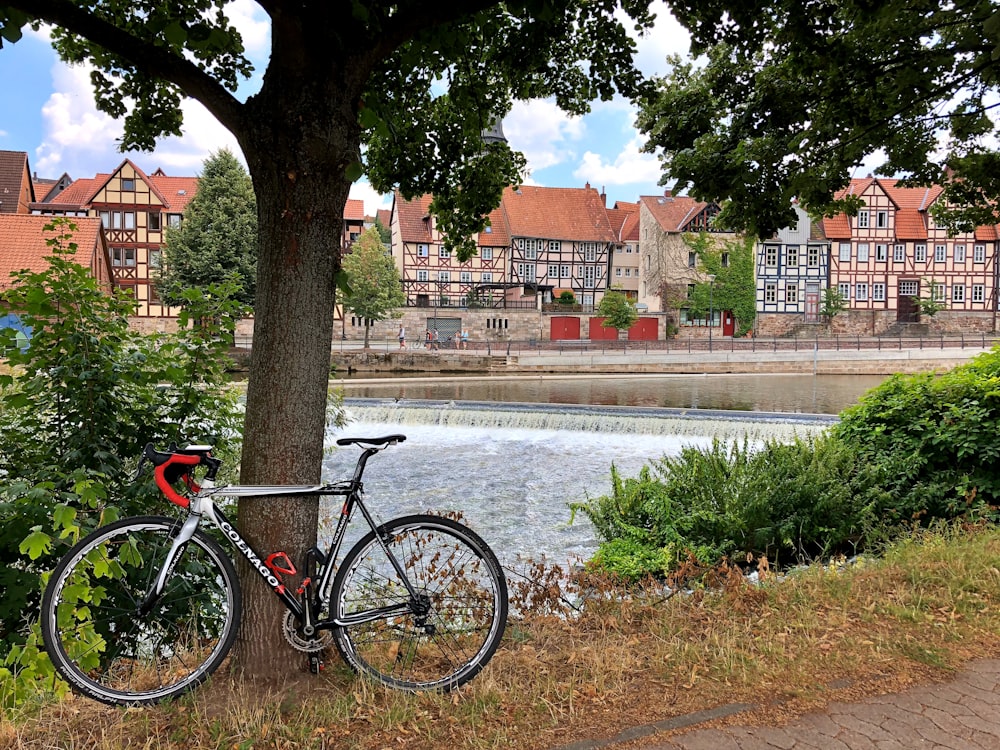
[6,0,247,136]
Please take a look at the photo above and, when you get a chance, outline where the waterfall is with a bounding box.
[343,398,836,441]
[323,400,836,565]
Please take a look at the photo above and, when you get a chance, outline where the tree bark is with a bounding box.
[229,56,365,676]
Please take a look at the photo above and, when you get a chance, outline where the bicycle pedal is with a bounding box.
[309,654,324,675]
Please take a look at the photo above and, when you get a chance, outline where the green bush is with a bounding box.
[573,435,879,580]
[832,347,1000,524]
[0,220,247,705]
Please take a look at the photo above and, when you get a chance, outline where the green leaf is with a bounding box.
[344,161,365,182]
[19,527,52,560]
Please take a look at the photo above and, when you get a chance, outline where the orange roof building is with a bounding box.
[0,214,113,292]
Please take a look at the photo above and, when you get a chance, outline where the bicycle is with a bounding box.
[40,435,508,706]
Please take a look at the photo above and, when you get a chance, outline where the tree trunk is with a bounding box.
[364,320,371,348]
[229,60,365,677]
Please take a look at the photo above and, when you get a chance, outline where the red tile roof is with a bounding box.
[639,192,716,233]
[148,174,198,212]
[500,185,615,242]
[0,215,106,285]
[394,192,435,243]
[344,199,365,221]
[478,206,510,247]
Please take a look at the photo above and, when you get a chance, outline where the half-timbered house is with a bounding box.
[822,178,999,334]
[754,204,831,335]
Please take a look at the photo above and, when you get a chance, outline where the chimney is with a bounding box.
[601,186,606,206]
[584,181,591,191]
[664,189,672,198]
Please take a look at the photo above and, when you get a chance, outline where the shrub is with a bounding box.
[832,348,1000,524]
[573,435,879,580]
[0,220,247,705]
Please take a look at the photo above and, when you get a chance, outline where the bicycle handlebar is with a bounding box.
[136,443,220,509]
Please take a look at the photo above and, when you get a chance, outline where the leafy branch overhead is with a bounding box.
[639,0,1000,237]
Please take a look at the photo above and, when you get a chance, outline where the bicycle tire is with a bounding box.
[331,514,507,691]
[41,515,242,706]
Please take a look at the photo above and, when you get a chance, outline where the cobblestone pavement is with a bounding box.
[556,659,1000,750]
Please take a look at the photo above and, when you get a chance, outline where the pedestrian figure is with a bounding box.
[432,329,440,350]
[398,325,406,349]
[460,329,469,349]
[425,330,432,349]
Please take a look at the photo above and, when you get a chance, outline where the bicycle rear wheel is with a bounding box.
[331,514,507,691]
[41,515,241,706]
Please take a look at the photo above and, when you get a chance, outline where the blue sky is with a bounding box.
[0,2,692,217]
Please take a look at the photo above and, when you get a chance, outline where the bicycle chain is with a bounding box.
[281,610,334,653]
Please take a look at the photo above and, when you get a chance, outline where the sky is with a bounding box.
[0,2,692,218]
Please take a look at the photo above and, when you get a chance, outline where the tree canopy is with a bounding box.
[638,0,1000,238]
[341,227,405,348]
[0,0,657,678]
[596,289,638,332]
[156,149,257,307]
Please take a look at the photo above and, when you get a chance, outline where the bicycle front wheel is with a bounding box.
[331,514,508,691]
[41,515,242,706]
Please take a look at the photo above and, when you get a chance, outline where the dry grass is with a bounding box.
[8,524,1000,750]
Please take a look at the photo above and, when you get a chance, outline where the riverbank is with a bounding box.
[330,344,992,376]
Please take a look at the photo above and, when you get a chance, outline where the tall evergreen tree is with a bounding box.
[342,227,405,348]
[156,149,257,306]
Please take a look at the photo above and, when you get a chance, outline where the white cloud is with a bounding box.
[349,181,392,217]
[505,99,586,175]
[226,0,270,57]
[624,1,691,77]
[35,63,123,175]
[573,132,662,187]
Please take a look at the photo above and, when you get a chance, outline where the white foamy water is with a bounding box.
[321,403,833,566]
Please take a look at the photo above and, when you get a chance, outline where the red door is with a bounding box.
[588,317,619,340]
[722,310,735,337]
[550,316,581,340]
[627,317,658,340]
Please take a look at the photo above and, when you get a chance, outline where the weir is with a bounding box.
[324,400,836,565]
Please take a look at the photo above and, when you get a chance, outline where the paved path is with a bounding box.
[556,659,1000,750]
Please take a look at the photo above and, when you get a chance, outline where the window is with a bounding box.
[932,283,945,301]
[437,271,450,282]
[416,270,428,281]
[934,245,946,262]
[721,252,730,267]
[99,210,110,228]
[954,245,966,262]
[838,243,851,262]
[167,214,182,228]
[786,246,799,267]
[974,244,986,263]
[460,271,472,283]
[583,266,596,288]
[857,210,869,228]
[582,243,597,262]
[838,282,851,299]
[438,246,450,258]
[481,248,493,260]
[549,240,562,253]
[625,268,632,277]
[687,283,696,298]
[548,264,560,278]
[807,246,820,267]
[973,284,985,303]
[873,283,886,301]
[857,243,869,262]
[899,280,919,296]
[615,268,623,277]
[914,244,926,262]
[876,210,888,228]
[577,265,584,277]
[765,246,778,266]
[765,283,777,303]
[893,244,905,262]
[517,238,543,257]
[560,264,570,278]
[517,263,536,282]
[855,283,868,301]
[148,212,161,231]
[785,283,798,304]
[953,285,965,302]
[481,272,493,282]
[111,248,136,267]
[688,252,697,268]
[875,244,887,261]
[121,177,135,192]
[149,249,162,269]
[416,244,429,257]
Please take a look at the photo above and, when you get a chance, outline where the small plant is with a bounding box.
[558,290,576,304]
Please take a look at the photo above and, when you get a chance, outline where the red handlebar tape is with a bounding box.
[154,453,201,508]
